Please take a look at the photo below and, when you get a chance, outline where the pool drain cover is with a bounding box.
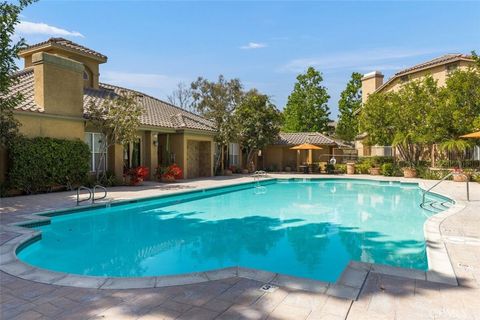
[260,284,278,293]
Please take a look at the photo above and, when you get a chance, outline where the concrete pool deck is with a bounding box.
[1,174,479,319]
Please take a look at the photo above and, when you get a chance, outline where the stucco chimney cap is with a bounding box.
[362,71,384,81]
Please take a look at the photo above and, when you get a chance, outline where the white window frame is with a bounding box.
[228,143,240,167]
[84,132,107,172]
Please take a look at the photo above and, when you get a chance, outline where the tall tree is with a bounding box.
[234,89,282,171]
[85,92,143,179]
[0,0,36,148]
[167,82,195,113]
[282,67,330,133]
[335,72,362,141]
[359,76,440,166]
[190,75,243,172]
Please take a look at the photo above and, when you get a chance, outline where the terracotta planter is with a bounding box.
[403,168,417,178]
[369,167,381,175]
[161,176,175,183]
[346,163,355,175]
[224,169,233,176]
[453,172,469,182]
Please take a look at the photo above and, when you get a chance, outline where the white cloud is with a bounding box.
[102,71,184,98]
[278,48,442,73]
[240,42,267,50]
[16,21,84,38]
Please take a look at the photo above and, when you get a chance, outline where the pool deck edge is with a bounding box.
[0,175,466,298]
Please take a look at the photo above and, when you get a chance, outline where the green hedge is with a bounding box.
[9,137,90,194]
[381,163,402,177]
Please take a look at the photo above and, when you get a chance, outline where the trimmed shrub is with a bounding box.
[335,164,347,174]
[9,137,90,194]
[355,163,371,174]
[381,163,402,177]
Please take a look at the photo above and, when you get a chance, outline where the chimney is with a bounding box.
[32,52,84,117]
[361,71,384,104]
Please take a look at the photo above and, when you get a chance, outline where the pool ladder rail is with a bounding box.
[252,171,268,194]
[420,171,470,212]
[76,185,108,205]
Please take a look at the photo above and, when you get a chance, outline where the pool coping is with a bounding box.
[0,176,463,300]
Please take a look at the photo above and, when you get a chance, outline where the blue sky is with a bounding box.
[16,0,480,118]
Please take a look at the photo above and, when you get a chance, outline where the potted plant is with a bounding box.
[284,165,292,172]
[126,166,149,186]
[403,164,417,178]
[452,167,470,182]
[369,158,381,175]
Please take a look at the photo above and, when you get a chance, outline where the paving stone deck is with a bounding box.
[1,174,479,319]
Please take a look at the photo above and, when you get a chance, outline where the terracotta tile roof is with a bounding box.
[274,132,338,146]
[5,68,42,112]
[85,83,216,132]
[395,54,472,76]
[21,37,107,61]
[375,53,475,94]
[8,69,215,132]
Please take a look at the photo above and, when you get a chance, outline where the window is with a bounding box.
[124,138,142,170]
[83,71,89,80]
[228,143,240,167]
[84,133,106,172]
[446,63,458,74]
[400,75,409,83]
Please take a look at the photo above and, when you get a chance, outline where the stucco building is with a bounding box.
[356,53,476,157]
[1,38,216,181]
[258,132,351,172]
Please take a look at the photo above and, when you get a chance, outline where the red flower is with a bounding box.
[127,166,149,185]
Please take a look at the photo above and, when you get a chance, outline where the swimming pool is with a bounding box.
[17,178,452,282]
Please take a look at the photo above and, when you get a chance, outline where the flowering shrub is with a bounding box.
[127,166,149,185]
[156,164,183,181]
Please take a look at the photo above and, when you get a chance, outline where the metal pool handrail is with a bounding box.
[421,171,470,205]
[76,186,92,205]
[93,185,108,203]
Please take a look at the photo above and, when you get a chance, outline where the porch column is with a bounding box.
[144,131,158,180]
[108,143,124,179]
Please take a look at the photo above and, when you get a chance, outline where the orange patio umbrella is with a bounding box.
[460,131,480,139]
[290,143,323,168]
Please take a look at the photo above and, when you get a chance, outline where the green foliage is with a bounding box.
[355,157,395,174]
[325,163,335,174]
[0,0,36,148]
[9,137,90,194]
[436,68,480,139]
[381,163,402,177]
[335,164,347,174]
[360,64,480,168]
[472,171,480,183]
[85,171,120,188]
[282,67,330,132]
[85,91,142,178]
[355,163,370,174]
[472,50,480,69]
[336,72,362,141]
[191,75,243,172]
[417,168,451,180]
[360,76,441,166]
[234,89,282,169]
[439,139,473,167]
[191,75,243,146]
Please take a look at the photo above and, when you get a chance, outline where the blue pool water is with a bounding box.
[17,179,451,282]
